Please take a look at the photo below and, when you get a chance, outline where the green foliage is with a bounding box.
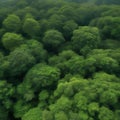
[42,110,53,120]
[93,72,119,82]
[0,52,4,78]
[115,110,120,120]
[82,49,120,77]
[0,105,8,120]
[101,39,120,49]
[24,63,60,88]
[3,14,21,32]
[17,83,35,101]
[6,47,36,77]
[2,32,24,51]
[74,94,88,110]
[88,102,99,116]
[58,4,79,22]
[13,100,32,118]
[0,80,14,109]
[72,26,101,54]
[20,39,47,62]
[95,0,120,5]
[47,14,66,31]
[100,90,118,105]
[78,111,89,120]
[98,107,114,120]
[49,96,72,113]
[49,75,120,119]
[55,111,68,120]
[22,107,42,120]
[63,20,78,39]
[49,50,84,76]
[23,18,40,37]
[42,29,65,52]
[39,90,49,101]
[90,16,120,40]
[0,0,120,120]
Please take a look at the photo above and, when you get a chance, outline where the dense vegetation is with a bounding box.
[0,0,120,120]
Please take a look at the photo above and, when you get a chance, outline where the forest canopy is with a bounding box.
[0,0,120,120]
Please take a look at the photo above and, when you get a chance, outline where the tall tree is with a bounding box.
[3,14,21,32]
[72,26,101,54]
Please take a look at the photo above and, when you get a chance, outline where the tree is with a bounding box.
[101,6,120,17]
[48,50,78,68]
[39,90,49,101]
[39,19,49,35]
[0,8,11,27]
[0,80,15,109]
[101,39,120,49]
[72,26,101,54]
[23,18,40,37]
[76,5,99,25]
[63,20,78,40]
[82,57,97,77]
[90,16,120,40]
[3,14,21,32]
[100,90,118,105]
[42,110,53,120]
[42,29,65,52]
[78,111,89,120]
[93,72,119,82]
[13,100,32,119]
[2,32,24,51]
[49,50,85,76]
[55,111,68,120]
[74,93,88,111]
[47,14,66,31]
[98,107,114,120]
[97,56,119,73]
[85,49,119,75]
[16,0,28,8]
[6,47,36,77]
[47,75,120,120]
[88,102,99,116]
[0,0,120,120]
[58,5,78,22]
[17,83,35,102]
[24,63,60,90]
[13,99,32,118]
[22,107,42,120]
[14,6,38,19]
[49,96,72,113]
[20,39,47,62]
